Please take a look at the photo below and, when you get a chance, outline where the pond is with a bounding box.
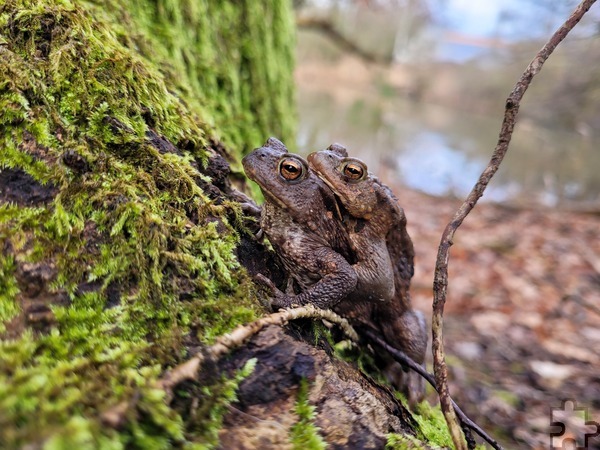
[294,33,600,209]
[296,84,600,208]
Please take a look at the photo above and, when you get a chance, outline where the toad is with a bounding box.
[308,144,427,403]
[242,137,357,310]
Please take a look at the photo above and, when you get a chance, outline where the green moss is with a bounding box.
[0,0,294,447]
[411,401,455,448]
[388,398,480,449]
[289,379,327,450]
[386,432,430,449]
[184,358,256,449]
[0,253,19,333]
[108,0,296,156]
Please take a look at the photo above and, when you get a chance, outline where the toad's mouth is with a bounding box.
[252,178,288,210]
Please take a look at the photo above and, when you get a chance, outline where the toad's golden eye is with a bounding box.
[342,162,365,180]
[279,158,304,181]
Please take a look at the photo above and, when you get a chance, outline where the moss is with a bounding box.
[411,401,455,448]
[388,398,481,449]
[0,0,294,447]
[183,358,257,448]
[109,0,296,157]
[289,379,327,450]
[386,432,430,449]
[0,253,19,333]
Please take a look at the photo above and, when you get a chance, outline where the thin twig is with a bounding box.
[364,330,503,450]
[159,304,359,392]
[101,305,359,428]
[430,1,597,449]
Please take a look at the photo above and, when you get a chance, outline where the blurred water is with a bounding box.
[296,86,600,207]
[294,2,600,208]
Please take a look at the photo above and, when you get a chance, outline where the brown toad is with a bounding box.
[308,144,427,403]
[242,137,357,310]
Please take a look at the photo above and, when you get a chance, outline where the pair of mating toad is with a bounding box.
[243,137,427,404]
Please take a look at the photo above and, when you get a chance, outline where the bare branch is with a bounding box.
[430,1,597,449]
[160,304,359,392]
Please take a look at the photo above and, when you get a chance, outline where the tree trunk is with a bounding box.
[0,0,430,448]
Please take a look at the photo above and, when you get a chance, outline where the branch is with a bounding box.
[159,304,359,392]
[430,1,597,449]
[363,330,503,450]
[296,16,389,64]
[101,305,359,428]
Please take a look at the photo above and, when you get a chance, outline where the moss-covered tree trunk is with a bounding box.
[0,1,431,448]
[0,0,294,446]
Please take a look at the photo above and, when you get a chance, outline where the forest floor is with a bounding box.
[386,182,600,449]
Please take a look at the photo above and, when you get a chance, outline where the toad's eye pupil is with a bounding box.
[280,158,304,180]
[344,163,364,180]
